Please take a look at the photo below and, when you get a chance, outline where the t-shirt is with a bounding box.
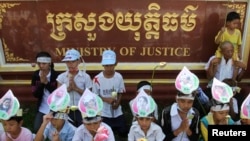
[92,72,126,118]
[72,122,115,141]
[0,127,33,141]
[128,121,165,141]
[43,121,76,141]
[57,70,92,106]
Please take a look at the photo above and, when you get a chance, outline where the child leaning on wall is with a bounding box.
[214,11,242,61]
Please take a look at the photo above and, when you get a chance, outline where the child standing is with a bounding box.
[128,90,165,141]
[129,80,159,123]
[92,49,128,138]
[31,51,59,133]
[72,88,115,141]
[199,78,234,141]
[57,49,92,127]
[214,11,242,61]
[160,66,200,141]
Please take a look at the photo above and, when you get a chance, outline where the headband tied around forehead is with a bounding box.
[131,90,156,117]
[137,85,152,92]
[211,103,230,111]
[37,57,51,63]
[240,93,250,119]
[175,66,199,95]
[212,78,233,104]
[176,93,195,100]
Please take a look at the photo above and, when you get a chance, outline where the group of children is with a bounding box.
[0,10,249,141]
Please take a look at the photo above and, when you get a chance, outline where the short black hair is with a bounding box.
[7,116,23,123]
[222,78,237,87]
[226,11,240,22]
[137,81,151,91]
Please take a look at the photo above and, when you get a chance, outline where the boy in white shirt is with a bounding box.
[72,89,115,141]
[57,49,92,127]
[92,50,128,138]
[128,90,165,141]
[129,80,158,123]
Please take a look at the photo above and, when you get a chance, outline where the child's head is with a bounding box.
[62,49,82,73]
[135,114,154,133]
[226,11,240,30]
[2,116,23,136]
[50,111,67,128]
[82,116,102,134]
[210,99,230,124]
[175,66,199,113]
[240,118,250,125]
[101,50,117,74]
[137,81,152,95]
[176,91,196,113]
[36,51,53,70]
[131,90,156,133]
[78,89,104,134]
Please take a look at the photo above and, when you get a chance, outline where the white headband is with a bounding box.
[211,104,230,111]
[37,57,51,63]
[176,95,195,100]
[138,85,152,92]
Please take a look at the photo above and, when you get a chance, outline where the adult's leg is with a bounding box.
[33,111,45,133]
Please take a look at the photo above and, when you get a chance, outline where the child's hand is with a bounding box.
[40,71,48,84]
[238,53,242,60]
[218,117,228,125]
[52,130,60,141]
[112,100,119,109]
[234,61,246,70]
[221,27,226,33]
[43,113,53,125]
[105,97,115,104]
[180,118,189,131]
